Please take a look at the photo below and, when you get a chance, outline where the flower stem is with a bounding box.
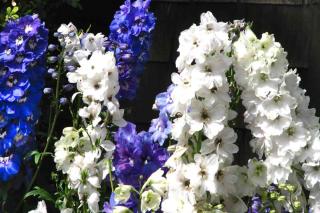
[14,54,63,213]
[108,159,114,192]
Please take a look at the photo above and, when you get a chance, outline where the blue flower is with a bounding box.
[248,195,262,213]
[0,14,48,182]
[103,192,139,213]
[113,122,169,189]
[107,0,156,100]
[154,84,174,115]
[0,153,21,182]
[149,112,172,145]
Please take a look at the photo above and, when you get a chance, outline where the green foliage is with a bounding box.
[5,6,19,21]
[24,186,55,203]
[25,151,53,165]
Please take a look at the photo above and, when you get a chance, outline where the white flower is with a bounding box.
[81,33,106,52]
[186,99,226,139]
[78,102,102,126]
[28,201,47,213]
[60,209,73,213]
[213,166,238,195]
[265,155,292,184]
[232,166,255,197]
[248,158,267,187]
[309,186,320,213]
[171,71,196,105]
[147,169,168,196]
[86,190,100,213]
[259,93,296,120]
[114,185,133,204]
[184,154,219,195]
[111,109,127,127]
[141,190,162,213]
[223,196,248,213]
[273,122,309,155]
[113,206,133,213]
[302,162,320,189]
[256,114,292,136]
[200,127,238,162]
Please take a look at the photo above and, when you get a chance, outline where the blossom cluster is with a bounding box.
[0,14,47,181]
[151,12,252,213]
[233,27,320,210]
[56,23,126,127]
[54,23,127,212]
[107,0,156,100]
[103,122,169,212]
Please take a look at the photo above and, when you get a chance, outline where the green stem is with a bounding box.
[108,159,114,192]
[14,54,63,213]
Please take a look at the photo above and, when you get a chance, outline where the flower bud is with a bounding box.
[63,84,74,92]
[270,192,279,200]
[214,204,224,210]
[286,184,296,193]
[43,88,53,94]
[51,72,58,79]
[68,32,76,37]
[48,44,57,52]
[66,65,76,72]
[53,32,60,37]
[48,56,58,64]
[293,201,301,209]
[47,68,56,74]
[277,195,286,202]
[59,97,68,105]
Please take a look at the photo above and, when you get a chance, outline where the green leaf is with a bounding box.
[11,6,19,14]
[6,7,12,14]
[11,14,19,20]
[34,153,41,164]
[24,186,55,203]
[25,150,40,159]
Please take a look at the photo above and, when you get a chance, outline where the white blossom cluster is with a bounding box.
[156,12,251,213]
[57,23,126,127]
[233,27,320,210]
[54,23,126,213]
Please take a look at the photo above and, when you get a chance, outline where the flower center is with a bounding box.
[5,48,11,55]
[0,67,8,77]
[201,109,210,121]
[25,25,33,33]
[15,54,24,63]
[28,38,37,49]
[6,75,17,87]
[16,36,24,46]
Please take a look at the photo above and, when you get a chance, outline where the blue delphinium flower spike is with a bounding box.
[107,0,156,100]
[113,122,168,189]
[0,15,48,181]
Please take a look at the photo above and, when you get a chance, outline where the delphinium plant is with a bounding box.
[2,1,320,213]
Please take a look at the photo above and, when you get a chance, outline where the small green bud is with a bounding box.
[270,192,279,200]
[270,210,276,213]
[293,201,301,209]
[287,184,296,192]
[213,204,224,210]
[277,195,286,202]
[278,183,287,189]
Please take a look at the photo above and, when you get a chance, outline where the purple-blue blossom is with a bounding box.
[107,0,156,100]
[0,14,48,181]
[113,122,169,189]
[149,112,172,145]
